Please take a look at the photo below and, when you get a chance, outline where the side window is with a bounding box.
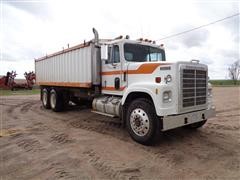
[125,52,133,61]
[106,46,112,64]
[113,45,120,63]
[106,45,120,64]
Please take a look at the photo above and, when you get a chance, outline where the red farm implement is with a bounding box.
[0,71,36,90]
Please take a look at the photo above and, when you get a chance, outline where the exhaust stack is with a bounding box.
[92,28,99,45]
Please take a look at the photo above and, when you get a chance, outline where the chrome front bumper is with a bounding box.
[162,106,216,131]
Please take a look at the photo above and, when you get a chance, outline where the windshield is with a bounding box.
[124,43,165,62]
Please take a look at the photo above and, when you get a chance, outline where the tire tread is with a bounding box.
[126,98,160,145]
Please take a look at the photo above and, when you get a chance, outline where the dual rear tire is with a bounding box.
[42,88,50,109]
[41,88,67,112]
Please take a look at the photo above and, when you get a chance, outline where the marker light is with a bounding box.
[155,77,161,83]
[165,75,172,83]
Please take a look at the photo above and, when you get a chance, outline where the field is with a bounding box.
[209,80,240,86]
[0,87,239,179]
[0,89,40,96]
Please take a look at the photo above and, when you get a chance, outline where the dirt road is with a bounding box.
[0,87,239,179]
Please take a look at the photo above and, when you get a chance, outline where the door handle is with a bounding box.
[112,63,117,68]
[123,72,126,81]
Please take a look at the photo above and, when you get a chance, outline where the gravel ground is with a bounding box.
[0,87,239,179]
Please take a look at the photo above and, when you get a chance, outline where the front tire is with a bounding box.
[126,98,160,145]
[50,89,64,112]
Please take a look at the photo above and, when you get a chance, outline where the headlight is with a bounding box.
[165,75,172,83]
[163,91,172,103]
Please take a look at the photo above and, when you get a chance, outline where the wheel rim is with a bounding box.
[130,108,150,137]
[42,91,48,106]
[50,92,56,109]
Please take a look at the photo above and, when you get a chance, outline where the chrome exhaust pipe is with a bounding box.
[92,28,99,45]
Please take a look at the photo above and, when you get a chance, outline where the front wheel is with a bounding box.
[126,98,160,145]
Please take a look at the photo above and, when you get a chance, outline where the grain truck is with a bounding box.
[35,28,215,145]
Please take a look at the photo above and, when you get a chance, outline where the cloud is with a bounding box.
[199,57,214,65]
[196,1,239,22]
[221,49,239,60]
[2,47,43,62]
[4,0,52,19]
[0,60,34,79]
[2,52,18,62]
[180,28,209,48]
[0,0,239,79]
[222,14,239,35]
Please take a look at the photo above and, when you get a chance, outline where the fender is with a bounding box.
[122,82,160,113]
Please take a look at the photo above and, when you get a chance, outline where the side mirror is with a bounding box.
[101,45,108,60]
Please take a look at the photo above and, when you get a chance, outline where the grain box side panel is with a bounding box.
[36,46,92,88]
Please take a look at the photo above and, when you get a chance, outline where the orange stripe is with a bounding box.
[37,82,92,88]
[102,86,126,91]
[128,63,160,74]
[101,70,123,75]
[101,63,171,75]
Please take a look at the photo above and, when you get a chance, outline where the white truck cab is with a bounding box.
[36,28,215,145]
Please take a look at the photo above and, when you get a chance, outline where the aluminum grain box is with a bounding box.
[35,42,100,88]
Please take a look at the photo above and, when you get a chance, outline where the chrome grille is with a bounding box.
[182,69,207,108]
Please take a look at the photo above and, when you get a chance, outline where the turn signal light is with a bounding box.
[155,77,161,83]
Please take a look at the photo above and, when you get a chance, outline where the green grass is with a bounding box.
[0,80,238,96]
[209,80,240,86]
[0,89,40,96]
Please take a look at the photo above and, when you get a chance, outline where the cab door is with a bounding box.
[101,44,125,95]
